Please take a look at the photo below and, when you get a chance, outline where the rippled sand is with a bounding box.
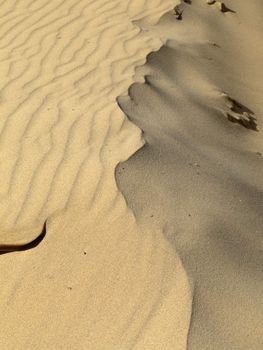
[0,0,192,349]
[1,0,262,349]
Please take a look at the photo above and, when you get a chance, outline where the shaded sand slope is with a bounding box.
[117,1,263,349]
[0,0,193,349]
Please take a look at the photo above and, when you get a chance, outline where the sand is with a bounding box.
[0,0,262,348]
[0,0,192,349]
[117,0,263,349]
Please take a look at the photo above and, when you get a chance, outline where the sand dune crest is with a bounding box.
[117,1,263,348]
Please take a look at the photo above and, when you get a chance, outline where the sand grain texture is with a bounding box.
[0,0,192,349]
[117,0,263,349]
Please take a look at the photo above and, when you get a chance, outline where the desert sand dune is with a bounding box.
[117,0,263,349]
[1,0,262,348]
[0,0,193,349]
[0,0,175,244]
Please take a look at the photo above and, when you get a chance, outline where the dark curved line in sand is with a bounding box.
[0,220,47,254]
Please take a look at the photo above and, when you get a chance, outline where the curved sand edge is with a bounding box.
[0,0,192,348]
[117,0,263,348]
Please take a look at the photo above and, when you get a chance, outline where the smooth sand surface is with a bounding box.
[117,0,263,349]
[0,0,193,349]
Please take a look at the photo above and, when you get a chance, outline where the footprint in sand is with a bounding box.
[222,93,258,131]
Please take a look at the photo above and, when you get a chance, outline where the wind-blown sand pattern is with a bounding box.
[0,0,193,349]
[0,0,176,243]
[117,0,263,349]
[1,0,262,348]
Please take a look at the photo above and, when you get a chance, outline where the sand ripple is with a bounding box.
[0,0,192,349]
